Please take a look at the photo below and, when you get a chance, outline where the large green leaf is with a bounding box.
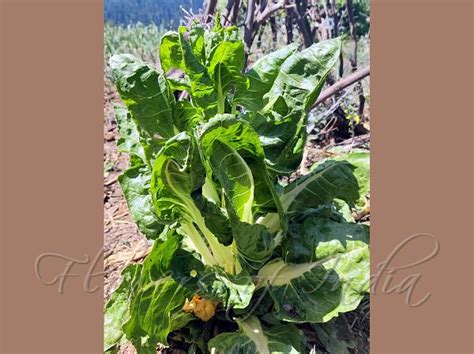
[114,104,146,163]
[199,115,285,270]
[119,164,164,239]
[330,149,370,212]
[208,317,302,354]
[257,216,369,323]
[281,160,360,216]
[178,26,218,113]
[199,115,283,222]
[159,31,185,73]
[243,38,342,176]
[104,264,141,351]
[150,132,239,273]
[110,54,178,158]
[234,43,298,111]
[122,235,193,349]
[170,247,255,310]
[263,38,342,113]
[114,104,164,239]
[207,40,245,113]
[313,315,364,354]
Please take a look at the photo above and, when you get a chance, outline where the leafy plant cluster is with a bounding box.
[105,18,370,353]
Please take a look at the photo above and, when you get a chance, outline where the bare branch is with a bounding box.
[255,0,286,27]
[244,0,256,51]
[312,66,370,109]
[204,0,218,23]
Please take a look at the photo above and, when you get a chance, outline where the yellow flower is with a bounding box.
[183,295,218,321]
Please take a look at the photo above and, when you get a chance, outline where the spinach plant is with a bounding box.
[105,19,369,353]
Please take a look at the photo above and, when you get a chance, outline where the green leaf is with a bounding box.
[123,235,193,347]
[264,38,342,113]
[284,216,369,264]
[192,193,233,246]
[281,160,360,216]
[199,115,285,270]
[313,315,363,354]
[150,132,204,223]
[159,31,185,73]
[104,264,141,351]
[207,41,245,113]
[171,248,255,309]
[151,132,240,273]
[266,323,306,353]
[199,115,283,222]
[109,54,178,156]
[119,163,164,239]
[178,27,218,113]
[114,104,164,239]
[257,216,369,323]
[208,317,302,354]
[188,22,206,62]
[244,38,342,176]
[232,222,274,271]
[330,150,370,209]
[173,100,203,133]
[114,104,146,162]
[208,316,269,354]
[200,267,256,310]
[235,43,298,111]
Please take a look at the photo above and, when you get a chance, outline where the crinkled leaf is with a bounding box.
[313,315,363,354]
[208,317,302,354]
[150,132,205,223]
[173,100,202,132]
[263,38,342,113]
[178,26,218,113]
[199,115,285,270]
[192,193,233,246]
[104,264,141,351]
[119,164,164,239]
[159,32,185,72]
[199,115,283,221]
[123,235,193,348]
[109,54,177,157]
[235,43,298,111]
[207,40,245,113]
[114,104,146,162]
[281,160,360,216]
[257,216,369,323]
[171,249,255,309]
[244,38,342,176]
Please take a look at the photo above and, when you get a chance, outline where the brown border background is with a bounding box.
[371,0,473,353]
[0,0,472,353]
[0,0,104,352]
